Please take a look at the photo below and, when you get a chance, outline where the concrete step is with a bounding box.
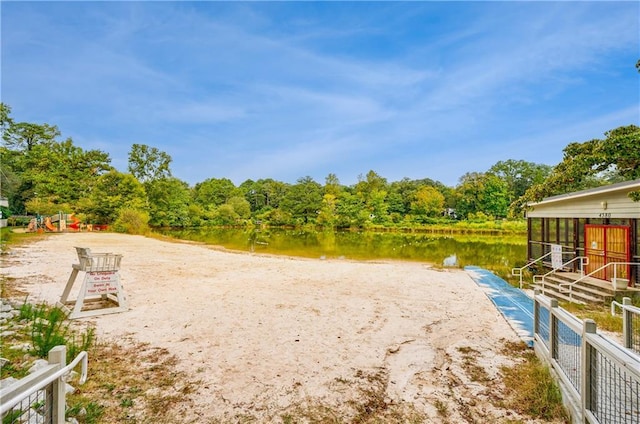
[543,276,613,302]
[532,271,640,304]
[532,284,587,305]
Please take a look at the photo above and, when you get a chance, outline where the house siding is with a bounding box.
[527,191,640,219]
[526,180,640,285]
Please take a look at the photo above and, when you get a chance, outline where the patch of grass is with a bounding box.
[500,343,569,422]
[66,340,196,423]
[66,400,105,424]
[2,409,24,424]
[560,301,622,333]
[457,346,490,382]
[1,276,29,299]
[433,398,449,417]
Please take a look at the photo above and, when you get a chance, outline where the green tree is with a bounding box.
[280,176,323,224]
[80,170,147,224]
[335,191,367,228]
[128,144,172,183]
[456,172,509,219]
[193,177,239,209]
[387,178,418,217]
[146,177,192,227]
[354,171,389,224]
[410,185,445,218]
[215,204,239,225]
[0,103,14,133]
[227,196,251,219]
[488,160,552,202]
[324,173,342,197]
[2,137,111,214]
[240,178,288,213]
[317,193,338,227]
[519,125,640,207]
[354,170,388,199]
[3,121,60,151]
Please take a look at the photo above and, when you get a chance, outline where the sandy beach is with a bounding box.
[2,232,529,422]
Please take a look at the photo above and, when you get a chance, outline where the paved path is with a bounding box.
[465,266,534,346]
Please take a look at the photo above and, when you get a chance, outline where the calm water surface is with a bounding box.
[157,228,527,277]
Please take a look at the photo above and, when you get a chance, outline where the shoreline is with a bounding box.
[2,232,528,422]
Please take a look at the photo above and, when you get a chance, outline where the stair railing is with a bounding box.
[512,251,554,289]
[559,261,640,303]
[533,256,588,297]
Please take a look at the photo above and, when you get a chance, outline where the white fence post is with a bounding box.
[533,289,540,336]
[549,297,558,360]
[623,297,633,349]
[581,319,597,421]
[48,346,66,424]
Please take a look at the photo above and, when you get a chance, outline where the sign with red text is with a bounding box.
[86,271,119,295]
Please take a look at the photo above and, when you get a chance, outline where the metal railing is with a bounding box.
[512,251,554,288]
[533,256,589,299]
[559,262,640,303]
[0,346,88,424]
[534,292,640,423]
[612,297,640,355]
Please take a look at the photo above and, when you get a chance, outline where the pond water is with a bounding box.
[156,227,527,280]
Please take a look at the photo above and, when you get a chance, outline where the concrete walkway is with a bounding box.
[465,266,534,346]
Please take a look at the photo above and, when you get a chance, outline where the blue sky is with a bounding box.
[2,1,638,187]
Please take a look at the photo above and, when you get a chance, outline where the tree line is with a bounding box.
[1,103,638,231]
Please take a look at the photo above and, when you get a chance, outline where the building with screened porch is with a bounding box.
[526,179,640,292]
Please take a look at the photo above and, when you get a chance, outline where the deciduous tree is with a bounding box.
[128,144,172,183]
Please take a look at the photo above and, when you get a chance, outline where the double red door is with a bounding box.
[584,225,631,281]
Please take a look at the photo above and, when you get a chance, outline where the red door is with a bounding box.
[585,225,631,282]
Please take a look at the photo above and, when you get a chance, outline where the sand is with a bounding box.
[2,232,526,422]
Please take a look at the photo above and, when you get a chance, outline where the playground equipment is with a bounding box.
[58,247,128,319]
[68,213,80,230]
[44,216,57,231]
[25,213,102,232]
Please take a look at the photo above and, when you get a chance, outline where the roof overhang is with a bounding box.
[527,179,640,208]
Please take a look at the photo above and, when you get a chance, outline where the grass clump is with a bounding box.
[560,301,623,333]
[66,340,196,423]
[17,300,96,363]
[500,342,569,422]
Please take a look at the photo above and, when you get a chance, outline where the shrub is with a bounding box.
[22,300,96,362]
[113,208,150,235]
[31,305,70,358]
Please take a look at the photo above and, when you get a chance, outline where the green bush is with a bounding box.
[30,305,70,358]
[22,300,96,362]
[113,208,150,235]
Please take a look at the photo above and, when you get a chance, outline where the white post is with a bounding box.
[549,298,558,360]
[623,297,632,349]
[48,346,66,424]
[581,319,597,421]
[533,289,540,336]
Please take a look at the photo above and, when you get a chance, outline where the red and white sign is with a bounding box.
[86,271,119,295]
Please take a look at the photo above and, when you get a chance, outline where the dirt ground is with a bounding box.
[2,232,531,423]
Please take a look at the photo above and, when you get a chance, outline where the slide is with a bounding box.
[44,216,57,232]
[68,213,80,230]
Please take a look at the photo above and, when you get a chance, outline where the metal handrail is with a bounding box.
[611,297,640,316]
[512,251,554,289]
[0,351,88,415]
[560,261,640,303]
[534,256,588,296]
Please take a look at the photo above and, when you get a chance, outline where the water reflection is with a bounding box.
[443,254,458,267]
[157,227,526,277]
